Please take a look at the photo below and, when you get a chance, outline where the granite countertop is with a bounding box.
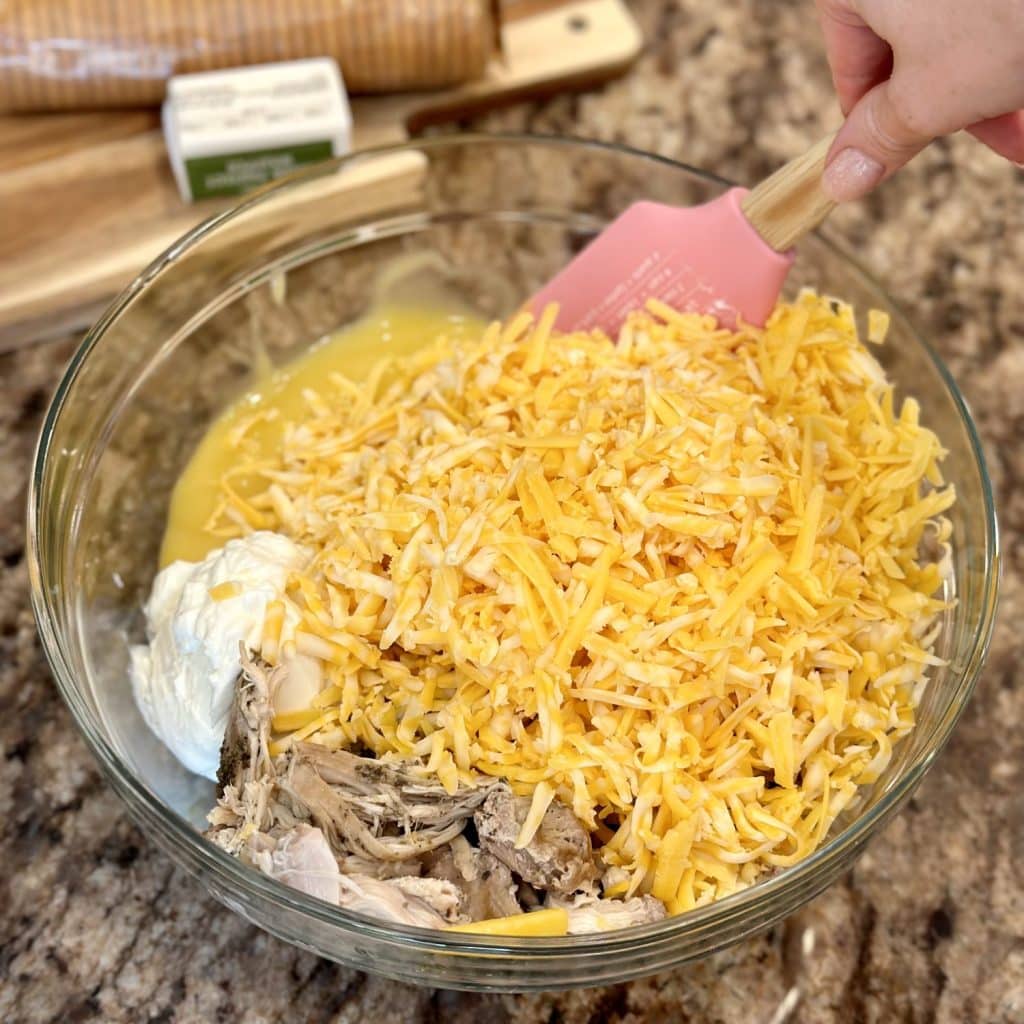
[2,1,1022,1021]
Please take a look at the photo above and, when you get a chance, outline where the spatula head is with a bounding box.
[530,187,794,334]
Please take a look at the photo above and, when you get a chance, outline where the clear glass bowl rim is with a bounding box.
[27,132,1000,960]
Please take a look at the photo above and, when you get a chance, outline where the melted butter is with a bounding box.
[161,265,484,566]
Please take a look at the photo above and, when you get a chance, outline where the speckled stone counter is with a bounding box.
[2,2,1022,1021]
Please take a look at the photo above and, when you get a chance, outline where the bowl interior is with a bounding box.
[30,136,997,989]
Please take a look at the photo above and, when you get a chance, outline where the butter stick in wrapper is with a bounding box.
[0,0,501,113]
[162,59,353,202]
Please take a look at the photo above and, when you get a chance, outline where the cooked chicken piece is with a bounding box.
[209,661,491,867]
[293,742,491,832]
[421,835,474,887]
[549,892,668,934]
[337,854,424,880]
[208,653,310,855]
[471,855,522,921]
[283,758,470,861]
[206,778,278,857]
[338,874,463,928]
[386,876,464,922]
[423,835,521,921]
[245,824,341,903]
[221,817,467,924]
[279,742,491,863]
[474,783,598,895]
[217,648,277,793]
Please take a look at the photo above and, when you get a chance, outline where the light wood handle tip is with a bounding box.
[741,133,837,252]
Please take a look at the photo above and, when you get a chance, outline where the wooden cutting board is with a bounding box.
[0,0,642,350]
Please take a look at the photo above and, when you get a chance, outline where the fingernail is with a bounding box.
[822,148,886,202]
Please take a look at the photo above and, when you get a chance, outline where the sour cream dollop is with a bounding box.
[129,531,307,780]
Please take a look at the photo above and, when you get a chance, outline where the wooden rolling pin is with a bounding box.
[0,0,501,112]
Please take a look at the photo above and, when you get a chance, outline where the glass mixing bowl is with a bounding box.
[29,135,998,991]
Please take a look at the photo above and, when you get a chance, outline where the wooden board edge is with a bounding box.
[0,0,644,347]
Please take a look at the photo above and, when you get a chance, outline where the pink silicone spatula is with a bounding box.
[531,135,836,332]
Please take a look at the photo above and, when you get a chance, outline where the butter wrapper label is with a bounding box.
[185,142,334,199]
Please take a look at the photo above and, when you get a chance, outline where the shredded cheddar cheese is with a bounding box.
[448,907,570,936]
[209,290,953,913]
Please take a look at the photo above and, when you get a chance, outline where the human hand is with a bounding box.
[816,0,1024,201]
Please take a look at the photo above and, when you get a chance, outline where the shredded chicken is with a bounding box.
[205,657,666,929]
[335,855,424,880]
[285,742,490,860]
[338,874,464,928]
[474,783,599,894]
[246,824,340,903]
[216,647,276,793]
[207,650,301,857]
[423,837,521,921]
[550,892,668,934]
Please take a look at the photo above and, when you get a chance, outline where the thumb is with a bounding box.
[822,79,934,202]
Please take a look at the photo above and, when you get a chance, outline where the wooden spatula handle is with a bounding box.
[741,134,837,252]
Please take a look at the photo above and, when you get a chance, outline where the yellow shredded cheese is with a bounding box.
[208,581,242,602]
[448,907,570,936]
[515,781,556,849]
[867,309,891,345]
[213,290,953,911]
